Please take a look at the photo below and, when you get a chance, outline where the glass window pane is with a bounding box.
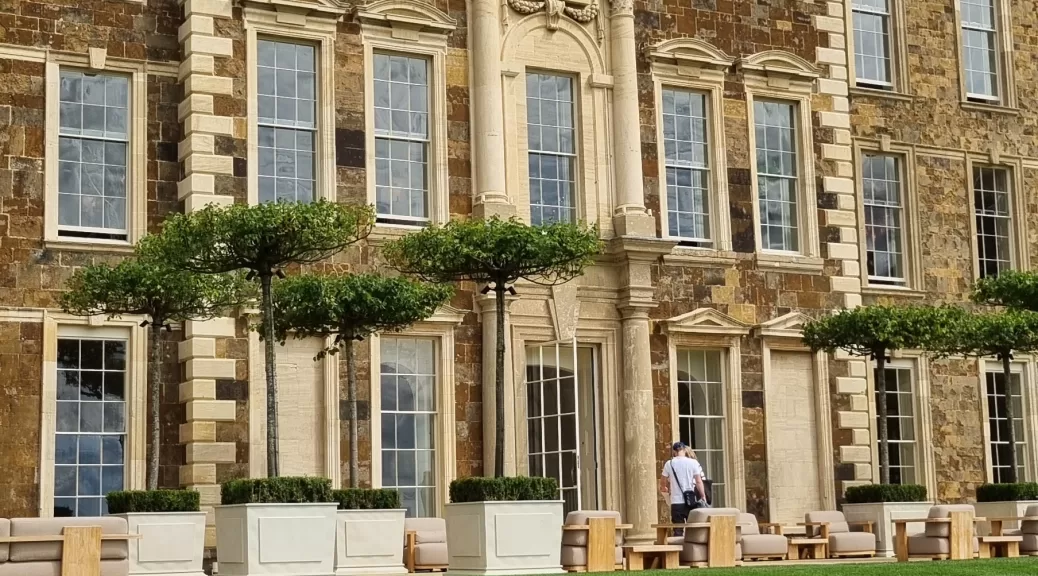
[526,73,576,225]
[755,101,798,251]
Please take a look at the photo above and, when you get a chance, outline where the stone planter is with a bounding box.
[214,502,337,576]
[842,501,934,558]
[117,512,207,576]
[975,500,1038,536]
[334,509,407,575]
[445,500,564,576]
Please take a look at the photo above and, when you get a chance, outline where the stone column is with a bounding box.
[619,305,658,543]
[470,0,513,218]
[478,294,516,476]
[609,0,654,237]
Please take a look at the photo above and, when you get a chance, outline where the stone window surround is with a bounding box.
[244,5,338,206]
[359,4,454,232]
[853,138,925,296]
[951,0,1018,112]
[843,0,911,97]
[741,53,823,274]
[368,308,462,517]
[758,312,836,517]
[647,38,736,266]
[247,331,340,483]
[44,50,148,253]
[39,312,147,517]
[510,318,624,515]
[662,308,750,512]
[978,357,1038,483]
[865,352,938,498]
[500,15,612,232]
[965,154,1029,280]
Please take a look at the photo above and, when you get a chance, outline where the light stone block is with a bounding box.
[196,485,222,506]
[179,337,216,361]
[840,445,872,463]
[185,154,234,176]
[843,293,863,309]
[187,442,237,464]
[180,463,217,486]
[184,194,234,212]
[838,410,869,429]
[847,360,868,378]
[186,317,238,338]
[179,173,216,199]
[818,78,849,96]
[839,226,857,243]
[186,358,236,380]
[850,394,868,412]
[834,129,852,145]
[824,208,857,227]
[842,259,861,277]
[832,96,849,112]
[837,193,856,211]
[836,377,867,395]
[185,0,233,18]
[851,429,871,446]
[184,35,233,58]
[184,74,234,96]
[819,112,850,130]
[828,2,844,18]
[179,379,217,402]
[185,114,234,136]
[187,400,237,422]
[829,34,846,50]
[179,54,215,81]
[824,176,854,194]
[831,276,862,294]
[836,161,854,177]
[178,15,215,41]
[178,94,214,121]
[816,47,846,65]
[822,143,853,161]
[827,242,859,260]
[813,15,845,33]
[853,463,873,481]
[180,421,217,443]
[179,133,215,160]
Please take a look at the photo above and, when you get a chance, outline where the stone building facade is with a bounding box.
[0,0,1030,552]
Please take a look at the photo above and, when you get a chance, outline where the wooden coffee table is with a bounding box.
[979,535,1023,558]
[787,538,827,560]
[623,544,682,571]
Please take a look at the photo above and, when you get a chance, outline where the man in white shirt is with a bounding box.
[659,442,706,534]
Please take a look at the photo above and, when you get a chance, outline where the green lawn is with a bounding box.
[629,558,1038,575]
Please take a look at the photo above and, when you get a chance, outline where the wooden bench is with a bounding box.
[622,544,682,571]
[979,535,1023,559]
[0,526,141,576]
[561,518,632,572]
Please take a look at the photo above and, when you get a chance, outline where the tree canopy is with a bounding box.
[151,200,375,277]
[383,216,601,287]
[270,273,454,355]
[973,270,1038,311]
[938,309,1038,359]
[801,304,963,358]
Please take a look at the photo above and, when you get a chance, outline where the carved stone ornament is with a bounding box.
[506,0,600,30]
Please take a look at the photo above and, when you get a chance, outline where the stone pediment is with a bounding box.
[663,308,751,336]
[428,304,467,324]
[757,311,812,339]
[737,50,821,81]
[355,0,457,32]
[245,0,351,17]
[646,38,735,71]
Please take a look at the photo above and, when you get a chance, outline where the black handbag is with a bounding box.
[672,460,706,509]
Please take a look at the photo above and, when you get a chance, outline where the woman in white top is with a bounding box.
[658,441,706,535]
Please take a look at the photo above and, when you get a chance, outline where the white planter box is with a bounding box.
[334,509,407,575]
[117,512,207,576]
[445,500,563,576]
[215,502,337,576]
[975,500,1038,536]
[842,501,934,558]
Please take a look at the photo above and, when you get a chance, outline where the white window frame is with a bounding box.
[966,157,1028,281]
[39,313,146,517]
[980,358,1038,483]
[525,71,579,227]
[45,53,148,251]
[369,308,462,518]
[740,52,822,273]
[245,7,337,206]
[673,348,729,506]
[954,0,1017,110]
[359,4,454,233]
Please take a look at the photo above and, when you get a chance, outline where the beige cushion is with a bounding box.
[829,531,876,554]
[923,505,974,538]
[680,542,742,563]
[1023,504,1038,535]
[0,559,127,576]
[404,518,446,544]
[561,510,623,546]
[684,508,740,545]
[736,513,760,535]
[666,536,683,545]
[414,542,447,566]
[908,535,979,556]
[741,534,787,557]
[561,545,622,567]
[804,511,849,536]
[0,518,9,562]
[9,518,128,563]
[1021,534,1038,553]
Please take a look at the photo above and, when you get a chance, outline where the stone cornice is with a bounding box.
[605,236,678,263]
[355,0,457,33]
[241,0,350,17]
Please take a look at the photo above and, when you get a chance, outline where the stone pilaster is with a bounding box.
[469,0,514,218]
[177,0,239,548]
[814,2,872,491]
[608,0,654,237]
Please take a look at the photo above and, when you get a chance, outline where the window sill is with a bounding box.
[755,252,824,273]
[960,100,1020,115]
[849,86,914,103]
[45,239,135,254]
[367,223,424,246]
[862,285,927,299]
[662,247,739,267]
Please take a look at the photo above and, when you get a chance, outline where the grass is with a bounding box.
[632,558,1038,575]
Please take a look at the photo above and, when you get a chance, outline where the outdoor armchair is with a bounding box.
[653,507,740,568]
[737,513,787,561]
[803,510,876,558]
[560,510,631,572]
[404,517,448,573]
[894,504,980,561]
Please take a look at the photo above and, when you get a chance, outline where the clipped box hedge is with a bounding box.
[221,476,334,505]
[332,488,401,510]
[845,483,927,504]
[976,482,1038,502]
[106,489,201,514]
[449,476,559,503]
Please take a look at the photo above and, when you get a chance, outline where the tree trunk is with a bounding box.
[1003,353,1018,483]
[345,338,360,488]
[495,284,506,478]
[261,274,280,478]
[147,324,162,491]
[876,352,890,485]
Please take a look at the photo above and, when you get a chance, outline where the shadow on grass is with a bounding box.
[628,557,1037,575]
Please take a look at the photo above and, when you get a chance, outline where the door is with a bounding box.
[276,337,326,477]
[766,350,822,525]
[525,341,599,513]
